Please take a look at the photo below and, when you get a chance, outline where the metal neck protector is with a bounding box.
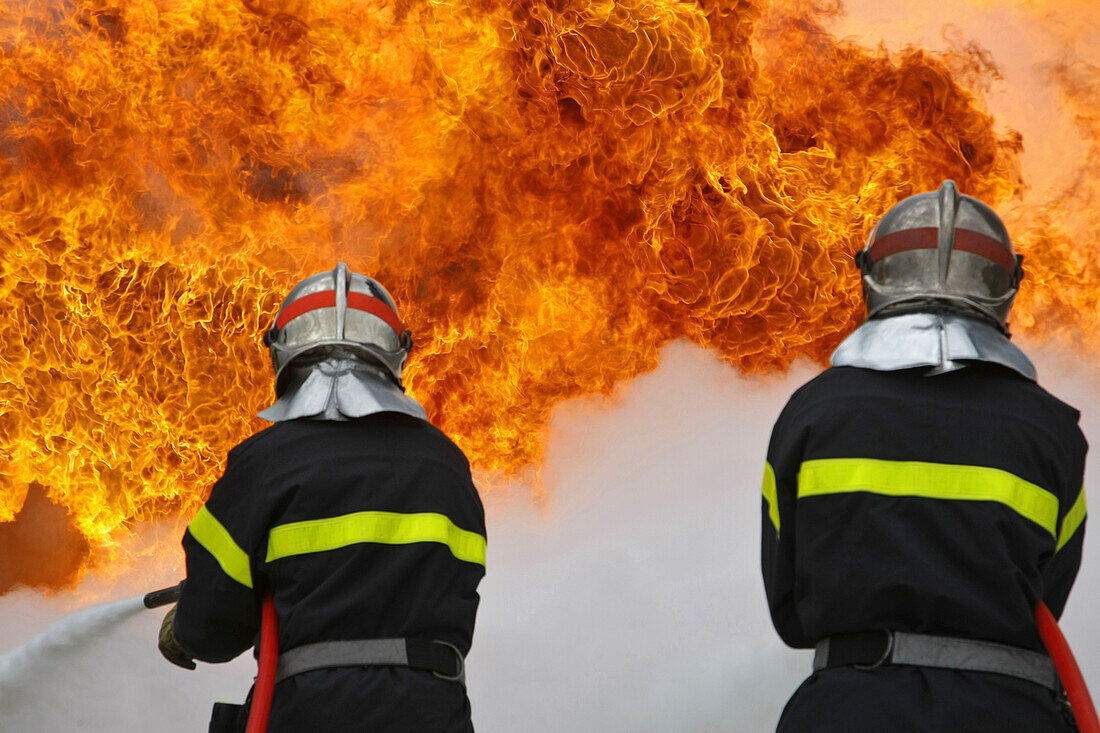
[258,352,427,423]
[830,311,1035,381]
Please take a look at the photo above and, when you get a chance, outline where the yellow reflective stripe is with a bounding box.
[798,458,1059,538]
[762,462,780,532]
[266,511,486,566]
[1057,484,1087,552]
[187,506,253,589]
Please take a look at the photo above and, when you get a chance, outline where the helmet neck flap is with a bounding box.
[257,347,427,422]
[830,310,1035,380]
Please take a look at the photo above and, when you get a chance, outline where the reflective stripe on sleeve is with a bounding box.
[187,506,254,589]
[798,458,1059,538]
[266,511,487,566]
[763,462,780,533]
[1057,484,1087,552]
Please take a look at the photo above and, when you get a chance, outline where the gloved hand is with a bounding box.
[158,606,196,670]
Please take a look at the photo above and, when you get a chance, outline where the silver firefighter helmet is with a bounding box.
[263,262,413,394]
[855,180,1024,330]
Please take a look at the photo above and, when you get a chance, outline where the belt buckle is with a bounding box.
[853,630,894,671]
[431,640,466,684]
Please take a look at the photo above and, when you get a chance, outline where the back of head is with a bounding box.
[264,262,413,394]
[855,181,1023,332]
[258,263,426,423]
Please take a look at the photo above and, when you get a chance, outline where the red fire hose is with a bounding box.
[146,584,279,732]
[245,593,279,733]
[1037,601,1100,733]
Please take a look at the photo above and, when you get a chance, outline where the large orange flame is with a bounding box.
[0,0,1096,583]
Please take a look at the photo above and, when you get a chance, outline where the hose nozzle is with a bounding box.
[143,582,183,609]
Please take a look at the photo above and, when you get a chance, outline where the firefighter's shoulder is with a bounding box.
[775,365,866,418]
[223,420,287,459]
[227,413,474,472]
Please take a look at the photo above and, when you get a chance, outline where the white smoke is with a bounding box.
[0,341,1095,732]
[0,594,147,723]
[0,583,256,731]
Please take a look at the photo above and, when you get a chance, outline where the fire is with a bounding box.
[0,0,1096,585]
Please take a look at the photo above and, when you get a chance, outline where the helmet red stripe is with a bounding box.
[870,227,1016,273]
[869,227,938,261]
[275,290,404,334]
[275,291,336,329]
[953,229,1018,273]
[347,291,404,334]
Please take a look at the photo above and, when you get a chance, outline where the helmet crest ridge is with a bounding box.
[936,179,959,286]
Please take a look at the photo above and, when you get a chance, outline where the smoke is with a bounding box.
[0,341,1095,732]
[0,595,147,722]
[0,581,257,731]
[467,344,814,731]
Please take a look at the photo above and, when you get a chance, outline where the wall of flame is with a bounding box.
[0,0,1097,580]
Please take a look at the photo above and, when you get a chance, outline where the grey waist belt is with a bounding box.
[275,638,466,687]
[814,630,1058,691]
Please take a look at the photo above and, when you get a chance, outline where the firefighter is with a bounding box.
[158,263,485,733]
[761,182,1088,732]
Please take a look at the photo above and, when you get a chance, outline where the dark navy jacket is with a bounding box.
[175,413,485,732]
[762,363,1087,732]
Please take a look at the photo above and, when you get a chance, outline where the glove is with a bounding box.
[158,606,196,670]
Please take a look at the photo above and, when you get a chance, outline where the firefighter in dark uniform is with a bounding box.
[157,263,485,733]
[762,182,1088,732]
